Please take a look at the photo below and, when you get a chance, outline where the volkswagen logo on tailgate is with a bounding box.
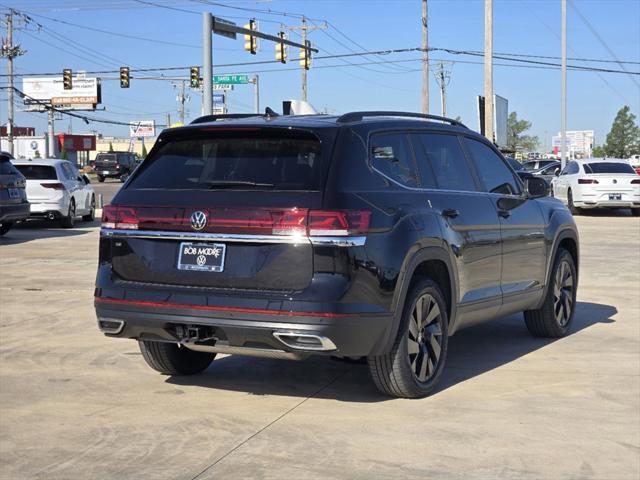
[190,211,208,231]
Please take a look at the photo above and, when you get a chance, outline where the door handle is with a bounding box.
[498,210,511,219]
[442,209,460,219]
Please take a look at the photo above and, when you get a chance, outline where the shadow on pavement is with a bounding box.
[166,301,616,402]
[577,208,637,217]
[0,219,99,246]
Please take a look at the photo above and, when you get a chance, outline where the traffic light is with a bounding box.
[62,69,73,90]
[120,66,130,88]
[190,67,200,88]
[275,31,287,63]
[243,19,257,55]
[299,40,311,70]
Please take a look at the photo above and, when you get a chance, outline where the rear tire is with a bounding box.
[97,175,105,183]
[368,278,449,398]
[61,200,75,228]
[567,189,580,215]
[0,222,12,236]
[524,248,577,338]
[82,196,95,222]
[139,341,215,375]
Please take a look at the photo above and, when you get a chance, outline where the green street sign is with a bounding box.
[213,74,249,85]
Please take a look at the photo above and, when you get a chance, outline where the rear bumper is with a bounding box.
[28,199,68,216]
[575,200,640,209]
[94,296,393,357]
[0,202,30,224]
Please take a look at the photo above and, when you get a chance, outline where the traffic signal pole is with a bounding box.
[483,0,494,142]
[202,12,213,116]
[561,0,567,169]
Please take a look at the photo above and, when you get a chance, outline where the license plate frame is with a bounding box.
[102,170,110,175]
[608,193,622,201]
[177,242,226,272]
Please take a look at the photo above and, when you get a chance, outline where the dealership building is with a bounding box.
[552,130,595,158]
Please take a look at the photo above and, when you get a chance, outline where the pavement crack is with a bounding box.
[190,367,352,480]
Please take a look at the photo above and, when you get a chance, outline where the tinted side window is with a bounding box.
[61,163,75,180]
[413,133,477,192]
[370,133,419,188]
[463,138,520,195]
[561,162,579,175]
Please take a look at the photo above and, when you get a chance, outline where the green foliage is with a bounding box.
[602,106,640,158]
[591,145,605,158]
[108,141,114,152]
[141,144,148,158]
[33,150,41,159]
[60,146,68,160]
[507,112,539,152]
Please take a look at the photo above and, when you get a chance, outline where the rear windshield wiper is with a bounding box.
[203,180,276,189]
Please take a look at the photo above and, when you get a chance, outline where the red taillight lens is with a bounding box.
[308,210,371,236]
[631,179,640,184]
[41,182,66,190]
[578,178,599,184]
[101,206,370,236]
[101,205,139,230]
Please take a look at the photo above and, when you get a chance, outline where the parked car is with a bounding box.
[522,159,558,171]
[0,152,30,236]
[551,158,640,216]
[628,154,640,175]
[506,156,535,181]
[94,151,138,183]
[94,111,580,398]
[12,159,96,227]
[532,161,561,184]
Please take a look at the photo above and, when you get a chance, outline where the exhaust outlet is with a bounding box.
[97,317,125,334]
[47,212,56,220]
[273,331,337,351]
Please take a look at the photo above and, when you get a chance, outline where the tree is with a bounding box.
[507,111,539,152]
[602,106,640,158]
[60,146,68,160]
[108,141,114,152]
[591,145,605,158]
[141,144,148,158]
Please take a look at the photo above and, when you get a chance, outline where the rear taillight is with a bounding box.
[631,179,640,184]
[101,206,370,236]
[41,182,66,190]
[578,179,599,184]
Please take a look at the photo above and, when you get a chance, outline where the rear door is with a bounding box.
[411,132,503,328]
[105,127,335,292]
[461,136,546,307]
[13,164,61,203]
[0,157,27,206]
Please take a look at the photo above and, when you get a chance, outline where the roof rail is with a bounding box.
[190,113,259,125]
[336,111,467,128]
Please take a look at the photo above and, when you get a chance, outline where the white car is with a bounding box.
[12,159,96,227]
[551,158,640,216]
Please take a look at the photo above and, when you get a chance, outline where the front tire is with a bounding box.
[139,341,215,375]
[82,196,95,222]
[524,248,577,338]
[97,175,105,183]
[368,278,449,398]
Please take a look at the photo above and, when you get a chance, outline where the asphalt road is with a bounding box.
[1,213,638,479]
[91,178,123,206]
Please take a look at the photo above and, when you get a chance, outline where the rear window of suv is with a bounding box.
[14,165,58,180]
[127,130,325,190]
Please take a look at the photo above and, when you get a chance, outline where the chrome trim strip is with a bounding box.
[100,228,366,246]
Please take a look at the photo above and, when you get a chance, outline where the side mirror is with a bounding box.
[82,174,91,185]
[525,176,549,198]
[554,168,560,176]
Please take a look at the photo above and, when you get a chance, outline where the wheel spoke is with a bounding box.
[407,338,420,355]
[428,334,441,361]
[425,301,441,325]
[417,348,429,381]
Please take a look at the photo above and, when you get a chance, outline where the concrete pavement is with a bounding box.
[0,214,638,479]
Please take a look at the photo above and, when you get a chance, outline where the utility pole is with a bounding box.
[561,0,567,169]
[174,80,189,124]
[165,112,171,128]
[1,11,26,156]
[434,61,451,117]
[252,75,260,114]
[47,108,55,157]
[286,16,326,101]
[483,0,494,143]
[202,12,213,116]
[421,0,429,114]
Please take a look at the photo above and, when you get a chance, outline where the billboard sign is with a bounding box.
[129,121,156,138]
[493,95,508,149]
[22,77,100,109]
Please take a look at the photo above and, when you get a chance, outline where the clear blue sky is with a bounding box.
[2,0,639,149]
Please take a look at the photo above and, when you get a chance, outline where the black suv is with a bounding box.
[0,152,30,236]
[94,151,138,182]
[94,112,579,398]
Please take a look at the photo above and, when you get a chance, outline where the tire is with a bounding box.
[631,208,640,217]
[119,171,129,183]
[368,278,449,398]
[139,341,215,375]
[97,175,105,183]
[82,196,95,222]
[567,189,580,215]
[61,200,75,228]
[524,248,577,338]
[0,222,12,236]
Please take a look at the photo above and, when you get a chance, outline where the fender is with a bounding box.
[373,244,459,355]
[534,223,580,310]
